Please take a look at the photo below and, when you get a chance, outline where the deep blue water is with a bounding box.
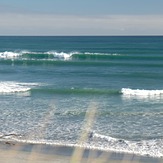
[0,36,163,157]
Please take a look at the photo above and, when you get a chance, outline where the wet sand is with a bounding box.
[0,141,162,163]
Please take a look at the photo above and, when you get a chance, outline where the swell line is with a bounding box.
[1,50,163,61]
[1,51,163,68]
[1,59,163,68]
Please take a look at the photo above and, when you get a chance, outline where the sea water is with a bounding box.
[0,36,163,157]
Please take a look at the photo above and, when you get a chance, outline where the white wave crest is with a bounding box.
[84,52,121,56]
[0,51,22,59]
[0,50,122,61]
[45,51,79,60]
[0,81,38,93]
[121,88,163,96]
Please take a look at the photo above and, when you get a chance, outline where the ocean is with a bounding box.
[0,36,163,158]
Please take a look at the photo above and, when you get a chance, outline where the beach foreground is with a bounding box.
[0,141,162,163]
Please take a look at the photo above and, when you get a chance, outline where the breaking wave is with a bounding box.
[0,81,39,94]
[1,83,163,98]
[0,50,121,61]
[121,88,163,96]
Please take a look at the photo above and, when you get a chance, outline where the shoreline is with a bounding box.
[0,141,162,163]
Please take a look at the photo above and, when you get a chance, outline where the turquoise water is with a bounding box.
[0,36,163,157]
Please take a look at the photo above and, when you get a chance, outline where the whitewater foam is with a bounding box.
[84,52,121,56]
[91,132,163,158]
[0,51,77,60]
[121,88,163,96]
[45,51,76,60]
[0,81,39,94]
[0,131,163,158]
[0,51,21,59]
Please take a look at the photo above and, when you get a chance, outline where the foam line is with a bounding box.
[121,88,163,96]
[0,81,39,93]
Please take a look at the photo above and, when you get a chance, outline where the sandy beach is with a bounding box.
[0,141,162,163]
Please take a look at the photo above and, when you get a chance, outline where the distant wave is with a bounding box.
[0,50,122,61]
[0,81,39,94]
[2,50,163,61]
[1,50,163,69]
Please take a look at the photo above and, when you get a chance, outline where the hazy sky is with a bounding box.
[0,0,163,35]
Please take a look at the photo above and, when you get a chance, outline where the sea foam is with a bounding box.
[91,132,163,158]
[0,81,38,93]
[45,51,76,60]
[121,88,163,96]
[0,51,21,59]
[1,131,163,158]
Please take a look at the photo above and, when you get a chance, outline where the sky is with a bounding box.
[0,0,163,36]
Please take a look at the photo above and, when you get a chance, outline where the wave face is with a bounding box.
[1,36,163,158]
[30,88,120,96]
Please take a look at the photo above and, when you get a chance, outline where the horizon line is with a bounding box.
[0,35,163,37]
